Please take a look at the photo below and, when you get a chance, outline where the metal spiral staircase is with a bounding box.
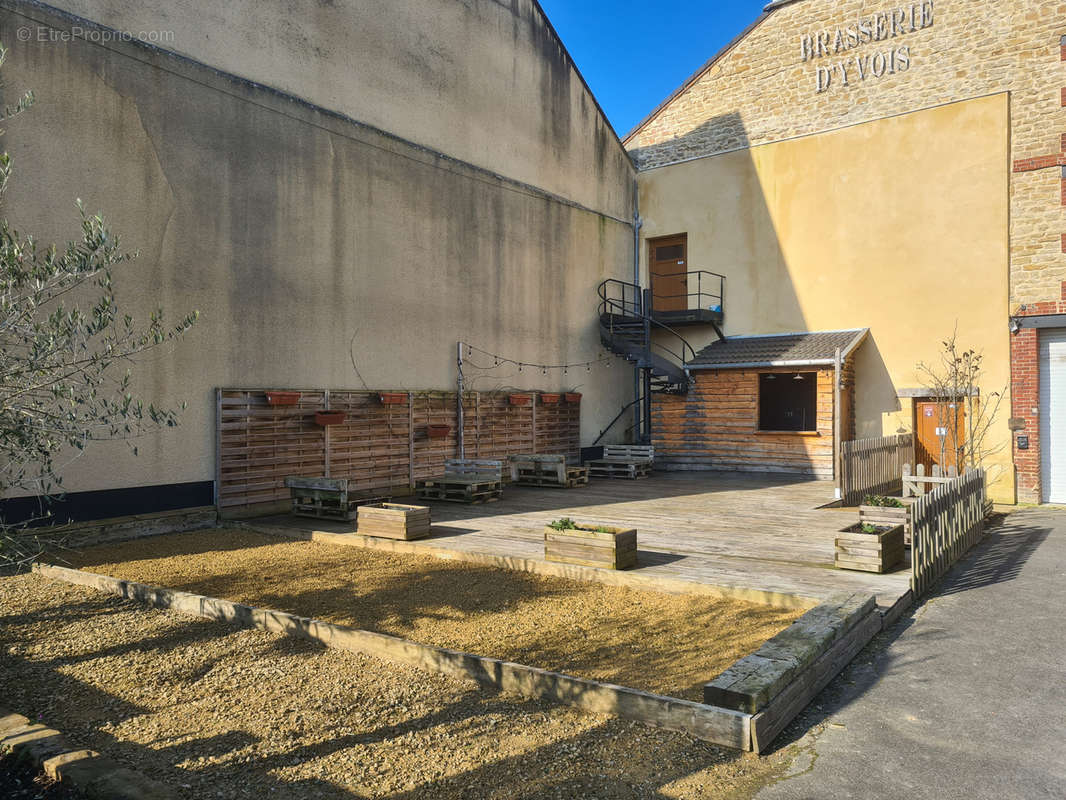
[596,272,725,443]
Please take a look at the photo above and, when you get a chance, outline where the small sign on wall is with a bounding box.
[935,427,947,437]
[1018,435,1030,450]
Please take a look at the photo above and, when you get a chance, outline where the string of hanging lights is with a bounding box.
[457,341,614,375]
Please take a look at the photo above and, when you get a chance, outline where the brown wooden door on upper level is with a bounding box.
[914,400,966,472]
[649,234,687,312]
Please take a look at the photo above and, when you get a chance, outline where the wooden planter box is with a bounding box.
[379,392,407,405]
[859,501,915,545]
[564,392,582,403]
[835,523,905,574]
[265,391,301,406]
[314,410,346,426]
[509,393,532,406]
[539,393,561,405]
[426,424,451,439]
[544,524,637,570]
[357,503,431,540]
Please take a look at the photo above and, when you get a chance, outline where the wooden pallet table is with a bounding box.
[357,502,432,540]
[416,476,503,503]
[508,454,589,488]
[285,477,391,522]
[417,459,504,504]
[585,445,653,481]
[544,523,638,570]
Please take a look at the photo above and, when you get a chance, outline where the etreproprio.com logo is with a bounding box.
[16,25,175,44]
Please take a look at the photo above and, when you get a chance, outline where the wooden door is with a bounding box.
[914,400,966,472]
[649,234,687,312]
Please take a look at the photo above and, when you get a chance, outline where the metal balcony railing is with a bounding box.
[649,269,725,315]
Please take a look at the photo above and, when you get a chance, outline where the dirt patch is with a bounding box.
[67,529,801,702]
[2,574,804,799]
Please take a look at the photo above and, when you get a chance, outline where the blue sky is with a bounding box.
[537,0,768,138]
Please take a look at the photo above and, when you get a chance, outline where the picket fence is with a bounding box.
[839,434,914,506]
[910,468,987,597]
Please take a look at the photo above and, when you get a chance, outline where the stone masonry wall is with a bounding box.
[626,0,1065,306]
[627,0,1066,502]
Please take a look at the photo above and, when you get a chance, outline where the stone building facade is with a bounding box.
[626,0,1066,503]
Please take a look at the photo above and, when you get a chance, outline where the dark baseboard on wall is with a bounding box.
[1,481,214,526]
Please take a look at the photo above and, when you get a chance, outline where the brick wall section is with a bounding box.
[1011,326,1041,501]
[1011,289,1066,502]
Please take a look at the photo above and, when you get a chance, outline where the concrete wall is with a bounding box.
[0,0,635,497]
[46,0,634,222]
[637,95,1014,501]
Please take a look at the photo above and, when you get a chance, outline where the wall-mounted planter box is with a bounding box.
[859,500,915,545]
[379,392,407,405]
[540,393,561,405]
[564,392,582,403]
[544,523,637,570]
[509,393,532,406]
[265,391,301,407]
[314,410,346,426]
[357,502,431,540]
[835,523,905,574]
[426,424,451,439]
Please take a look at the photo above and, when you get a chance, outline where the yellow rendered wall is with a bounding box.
[638,94,1013,501]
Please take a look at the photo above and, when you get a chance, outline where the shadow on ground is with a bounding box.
[759,510,1051,759]
[0,582,799,799]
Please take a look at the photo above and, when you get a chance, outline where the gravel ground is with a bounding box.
[1,574,802,799]
[67,529,800,702]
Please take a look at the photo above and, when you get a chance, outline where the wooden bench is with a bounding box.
[586,445,654,480]
[508,454,589,488]
[416,459,504,504]
[285,477,390,522]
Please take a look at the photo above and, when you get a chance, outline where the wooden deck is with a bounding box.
[251,473,912,609]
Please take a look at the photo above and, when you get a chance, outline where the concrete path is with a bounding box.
[756,507,1066,800]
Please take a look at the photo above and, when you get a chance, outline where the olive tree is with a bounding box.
[0,48,197,567]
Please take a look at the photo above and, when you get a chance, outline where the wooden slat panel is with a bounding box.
[218,387,580,512]
[651,368,837,479]
[910,469,986,598]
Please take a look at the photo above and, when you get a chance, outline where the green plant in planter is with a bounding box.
[861,523,882,534]
[863,495,906,508]
[548,517,577,531]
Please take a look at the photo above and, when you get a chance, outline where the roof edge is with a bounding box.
[716,328,867,341]
[529,0,633,163]
[689,359,835,371]
[622,2,796,144]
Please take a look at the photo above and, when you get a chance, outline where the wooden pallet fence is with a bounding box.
[217,389,579,514]
[218,390,326,512]
[910,469,986,598]
[838,434,913,506]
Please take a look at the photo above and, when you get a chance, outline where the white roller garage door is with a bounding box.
[1040,329,1066,503]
